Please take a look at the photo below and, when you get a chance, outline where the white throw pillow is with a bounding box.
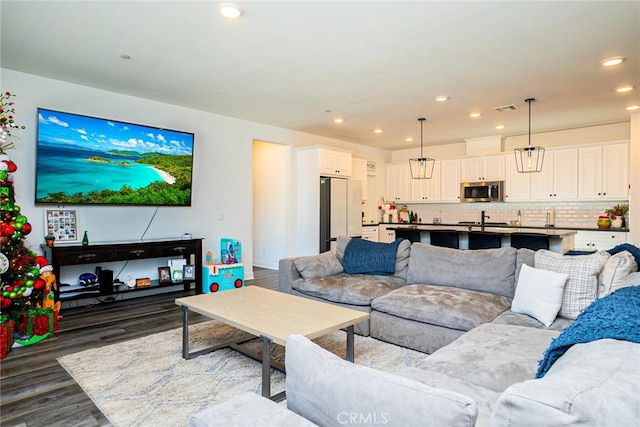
[512,263,568,327]
[599,251,638,297]
[535,250,603,320]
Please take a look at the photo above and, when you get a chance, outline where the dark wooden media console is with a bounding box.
[44,238,204,299]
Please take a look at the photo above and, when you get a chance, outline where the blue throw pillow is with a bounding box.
[342,238,403,275]
[607,243,640,266]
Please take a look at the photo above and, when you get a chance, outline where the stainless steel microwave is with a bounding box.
[460,181,504,203]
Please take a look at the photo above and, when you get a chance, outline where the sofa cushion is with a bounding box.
[406,244,517,298]
[511,264,568,327]
[607,242,640,265]
[393,368,501,427]
[292,273,405,306]
[515,248,535,283]
[285,334,478,427]
[190,392,315,427]
[491,310,574,331]
[294,251,344,279]
[599,250,638,297]
[371,284,512,332]
[415,323,560,393]
[490,339,640,427]
[535,249,603,319]
[336,236,411,280]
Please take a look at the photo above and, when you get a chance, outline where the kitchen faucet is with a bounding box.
[481,211,490,231]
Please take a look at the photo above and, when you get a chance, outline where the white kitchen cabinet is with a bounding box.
[578,143,629,200]
[573,230,627,251]
[378,225,396,243]
[386,163,411,202]
[504,153,531,202]
[411,161,441,202]
[439,159,461,202]
[530,148,578,200]
[352,158,368,201]
[319,147,352,177]
[362,226,379,242]
[461,155,505,182]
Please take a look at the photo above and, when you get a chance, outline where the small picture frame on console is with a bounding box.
[158,267,172,283]
[183,265,195,280]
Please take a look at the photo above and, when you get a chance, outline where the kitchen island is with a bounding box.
[385,224,577,253]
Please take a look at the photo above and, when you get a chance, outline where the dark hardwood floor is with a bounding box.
[0,267,279,427]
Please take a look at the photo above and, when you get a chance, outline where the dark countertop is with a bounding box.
[385,225,575,238]
[378,222,629,233]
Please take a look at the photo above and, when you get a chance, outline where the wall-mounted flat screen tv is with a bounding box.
[35,108,194,206]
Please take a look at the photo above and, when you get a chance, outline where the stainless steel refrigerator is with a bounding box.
[319,177,363,253]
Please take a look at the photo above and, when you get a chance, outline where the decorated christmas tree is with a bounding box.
[1,91,60,358]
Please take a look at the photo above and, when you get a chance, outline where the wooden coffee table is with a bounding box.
[175,286,370,400]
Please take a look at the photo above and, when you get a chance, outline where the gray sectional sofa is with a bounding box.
[192,239,640,426]
[279,238,576,353]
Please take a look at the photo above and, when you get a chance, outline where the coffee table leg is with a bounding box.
[261,335,271,398]
[346,325,354,362]
[181,306,190,360]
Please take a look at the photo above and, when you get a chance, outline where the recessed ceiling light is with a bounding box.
[218,3,243,19]
[626,105,640,111]
[495,125,505,130]
[469,112,481,118]
[615,85,635,93]
[601,56,624,67]
[405,137,414,142]
[373,129,384,134]
[434,96,449,102]
[334,118,345,124]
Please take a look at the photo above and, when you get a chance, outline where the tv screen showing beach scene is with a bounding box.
[35,108,194,206]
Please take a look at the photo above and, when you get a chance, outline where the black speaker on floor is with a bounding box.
[98,269,114,295]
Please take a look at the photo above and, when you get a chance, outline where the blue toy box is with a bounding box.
[202,238,244,293]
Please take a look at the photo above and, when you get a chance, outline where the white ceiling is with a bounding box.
[1,1,638,150]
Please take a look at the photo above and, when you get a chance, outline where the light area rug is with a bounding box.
[57,320,426,427]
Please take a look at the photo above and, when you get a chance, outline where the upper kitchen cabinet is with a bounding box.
[461,155,505,182]
[578,143,629,200]
[352,158,368,201]
[530,148,578,201]
[386,163,412,202]
[318,147,352,177]
[504,153,531,201]
[411,161,441,202]
[439,159,461,202]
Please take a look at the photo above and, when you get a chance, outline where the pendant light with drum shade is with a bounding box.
[514,98,545,173]
[409,118,435,179]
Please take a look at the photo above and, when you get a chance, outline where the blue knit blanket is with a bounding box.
[342,238,403,275]
[536,285,640,378]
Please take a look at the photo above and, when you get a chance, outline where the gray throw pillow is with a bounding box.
[294,251,344,279]
[535,250,602,319]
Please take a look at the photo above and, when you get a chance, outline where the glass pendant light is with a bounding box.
[409,118,435,179]
[514,98,545,173]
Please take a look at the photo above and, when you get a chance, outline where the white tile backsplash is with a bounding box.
[404,200,628,228]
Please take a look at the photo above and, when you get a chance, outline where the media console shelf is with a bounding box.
[43,238,204,300]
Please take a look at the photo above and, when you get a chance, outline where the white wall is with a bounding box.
[2,69,391,279]
[252,141,291,269]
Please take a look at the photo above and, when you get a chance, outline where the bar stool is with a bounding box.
[429,230,460,249]
[468,232,502,250]
[394,229,422,243]
[510,233,549,251]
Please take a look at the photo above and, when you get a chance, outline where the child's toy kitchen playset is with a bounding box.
[202,238,244,293]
